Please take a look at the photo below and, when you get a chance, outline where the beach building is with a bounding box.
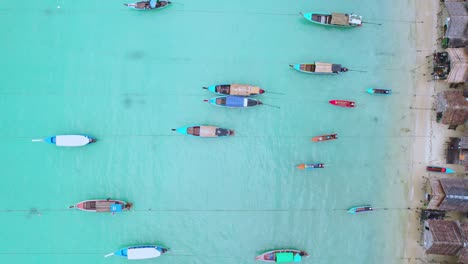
[448,48,468,85]
[436,90,468,127]
[443,1,468,48]
[423,220,468,263]
[447,135,468,169]
[427,178,468,212]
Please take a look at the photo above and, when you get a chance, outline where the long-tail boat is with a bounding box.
[204,96,263,108]
[329,100,356,108]
[289,63,348,74]
[124,0,171,10]
[427,166,455,174]
[312,133,337,142]
[347,205,373,214]
[204,84,265,96]
[255,249,309,262]
[105,245,169,259]
[69,199,132,213]
[32,135,97,147]
[173,126,234,137]
[367,88,391,95]
[296,163,324,170]
[300,12,362,27]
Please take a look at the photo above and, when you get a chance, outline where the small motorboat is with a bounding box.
[255,249,309,263]
[124,0,171,10]
[204,96,263,108]
[32,135,96,147]
[69,199,132,213]
[347,205,373,214]
[105,245,169,260]
[312,133,337,142]
[367,88,391,95]
[427,166,455,174]
[329,100,356,108]
[289,63,348,74]
[300,12,362,27]
[172,126,234,137]
[296,163,324,170]
[203,84,265,96]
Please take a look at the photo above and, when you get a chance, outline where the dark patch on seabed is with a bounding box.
[43,8,55,16]
[374,117,379,122]
[28,208,41,217]
[123,96,146,108]
[126,50,145,60]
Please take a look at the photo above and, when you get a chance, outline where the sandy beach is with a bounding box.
[403,1,465,263]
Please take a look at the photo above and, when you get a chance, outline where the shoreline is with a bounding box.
[403,1,464,263]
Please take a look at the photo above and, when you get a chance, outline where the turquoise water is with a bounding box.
[0,0,417,263]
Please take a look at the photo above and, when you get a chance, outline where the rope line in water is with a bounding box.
[0,207,415,214]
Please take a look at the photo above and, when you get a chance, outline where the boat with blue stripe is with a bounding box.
[204,96,263,108]
[427,166,455,174]
[124,0,171,10]
[32,135,96,147]
[105,245,169,260]
[367,88,391,95]
[347,205,373,214]
[172,125,234,137]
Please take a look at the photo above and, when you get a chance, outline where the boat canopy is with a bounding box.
[199,126,217,137]
[230,84,261,96]
[128,247,161,260]
[276,252,294,263]
[95,201,121,212]
[315,62,335,73]
[331,13,349,25]
[55,135,90,147]
[225,96,246,107]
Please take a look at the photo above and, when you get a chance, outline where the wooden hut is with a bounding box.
[436,90,468,126]
[427,178,468,212]
[447,48,468,84]
[424,220,464,255]
[444,2,468,48]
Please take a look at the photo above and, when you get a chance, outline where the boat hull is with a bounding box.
[426,166,455,174]
[291,63,339,74]
[125,1,171,10]
[255,249,308,262]
[71,199,128,212]
[207,84,264,96]
[297,163,324,170]
[175,126,234,137]
[114,245,168,260]
[347,206,373,214]
[367,88,391,95]
[329,100,355,108]
[45,135,96,147]
[312,134,337,142]
[301,12,362,27]
[207,96,262,108]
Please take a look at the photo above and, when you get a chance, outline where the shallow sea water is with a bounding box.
[0,0,417,263]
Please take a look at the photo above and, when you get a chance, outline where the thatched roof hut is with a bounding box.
[445,2,468,48]
[436,90,468,125]
[424,220,464,255]
[447,48,468,83]
[427,178,468,212]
